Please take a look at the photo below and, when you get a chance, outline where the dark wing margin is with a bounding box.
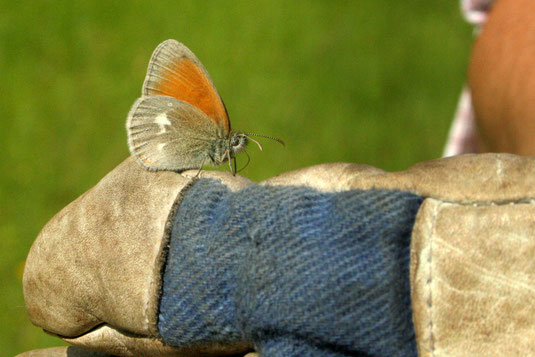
[142,39,230,133]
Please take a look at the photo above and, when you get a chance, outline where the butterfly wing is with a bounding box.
[142,39,230,133]
[126,96,221,171]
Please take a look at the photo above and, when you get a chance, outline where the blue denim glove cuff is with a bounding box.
[159,178,423,356]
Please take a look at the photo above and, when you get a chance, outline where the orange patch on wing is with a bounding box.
[142,154,158,166]
[134,140,159,166]
[155,58,230,132]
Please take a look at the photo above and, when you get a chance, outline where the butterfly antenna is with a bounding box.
[246,136,263,151]
[244,133,285,147]
[237,150,251,173]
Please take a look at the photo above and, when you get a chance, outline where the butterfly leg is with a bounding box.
[226,150,236,176]
[194,156,208,178]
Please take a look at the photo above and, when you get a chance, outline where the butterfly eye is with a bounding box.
[231,135,245,148]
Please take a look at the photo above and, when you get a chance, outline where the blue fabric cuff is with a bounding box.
[159,178,423,356]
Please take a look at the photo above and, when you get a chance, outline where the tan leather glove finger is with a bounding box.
[23,156,254,356]
[16,346,110,356]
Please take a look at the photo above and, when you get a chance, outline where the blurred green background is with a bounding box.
[1,1,472,354]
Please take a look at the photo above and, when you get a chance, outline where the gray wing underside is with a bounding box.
[126,96,219,171]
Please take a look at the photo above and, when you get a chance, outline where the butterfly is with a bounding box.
[126,39,284,174]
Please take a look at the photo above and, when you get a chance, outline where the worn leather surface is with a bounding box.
[23,156,191,338]
[411,199,535,356]
[23,156,253,356]
[264,153,535,203]
[23,153,535,356]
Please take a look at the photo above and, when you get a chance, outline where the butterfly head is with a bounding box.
[206,132,248,167]
[227,132,284,173]
[229,132,248,156]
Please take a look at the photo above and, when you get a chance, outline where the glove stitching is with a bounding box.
[426,200,442,356]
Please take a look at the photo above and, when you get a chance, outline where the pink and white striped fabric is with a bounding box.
[461,0,494,26]
[442,0,495,157]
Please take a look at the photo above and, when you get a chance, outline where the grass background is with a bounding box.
[1,1,472,354]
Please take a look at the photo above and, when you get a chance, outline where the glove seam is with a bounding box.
[426,199,442,356]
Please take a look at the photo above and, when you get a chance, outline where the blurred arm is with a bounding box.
[469,0,535,154]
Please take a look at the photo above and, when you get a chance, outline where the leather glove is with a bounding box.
[21,154,535,356]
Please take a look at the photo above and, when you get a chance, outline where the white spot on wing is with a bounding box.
[154,113,171,134]
[157,143,166,151]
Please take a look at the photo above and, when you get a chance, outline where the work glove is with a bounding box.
[21,154,535,356]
